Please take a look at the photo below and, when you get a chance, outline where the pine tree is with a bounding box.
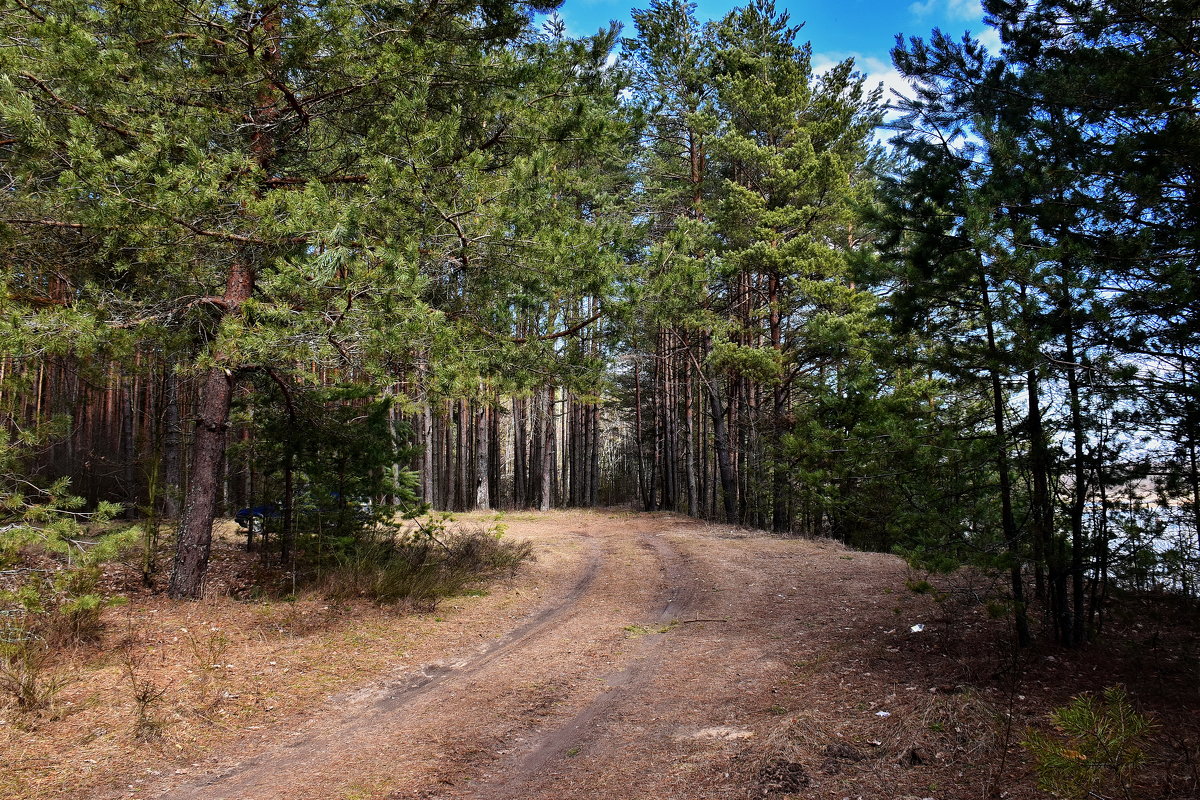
[0,0,566,596]
[624,1,882,529]
[707,0,881,532]
[883,0,1200,641]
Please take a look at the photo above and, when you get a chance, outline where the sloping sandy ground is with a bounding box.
[5,510,1197,800]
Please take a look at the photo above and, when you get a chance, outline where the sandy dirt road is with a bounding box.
[114,510,926,800]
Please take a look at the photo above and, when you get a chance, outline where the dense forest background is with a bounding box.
[2,0,1197,644]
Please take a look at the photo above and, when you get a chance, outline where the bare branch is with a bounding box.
[123,198,310,245]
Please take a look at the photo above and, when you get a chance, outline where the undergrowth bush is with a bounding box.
[318,524,534,607]
[1,488,134,711]
[0,564,123,713]
[1022,686,1155,800]
[0,625,67,713]
[1,411,138,713]
[120,646,170,741]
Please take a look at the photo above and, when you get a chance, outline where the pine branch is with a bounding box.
[135,32,230,49]
[17,72,139,139]
[122,198,310,245]
[263,174,369,188]
[3,218,89,232]
[512,309,604,344]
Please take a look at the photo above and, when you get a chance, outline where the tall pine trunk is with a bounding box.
[706,374,738,524]
[169,5,278,597]
[120,377,136,511]
[683,356,698,517]
[589,403,600,507]
[169,252,256,597]
[1026,368,1055,605]
[980,272,1030,646]
[634,360,649,510]
[169,363,235,597]
[1061,275,1088,646]
[513,395,527,508]
[425,410,436,508]
[539,386,555,511]
[161,366,181,518]
[475,392,490,510]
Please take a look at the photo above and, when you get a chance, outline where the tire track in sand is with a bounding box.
[146,516,703,800]
[465,527,702,799]
[154,530,606,800]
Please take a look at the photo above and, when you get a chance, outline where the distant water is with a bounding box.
[1088,501,1199,593]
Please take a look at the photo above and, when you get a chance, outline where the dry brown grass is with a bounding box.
[745,688,1009,799]
[0,520,538,800]
[3,511,1198,800]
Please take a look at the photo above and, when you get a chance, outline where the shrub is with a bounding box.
[4,559,120,648]
[319,525,534,607]
[0,616,66,713]
[122,649,169,740]
[1022,686,1155,800]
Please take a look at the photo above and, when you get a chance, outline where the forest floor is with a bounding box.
[2,509,1197,800]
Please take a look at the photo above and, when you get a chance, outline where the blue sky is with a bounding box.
[552,0,1002,106]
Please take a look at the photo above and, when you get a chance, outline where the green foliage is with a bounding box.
[232,381,422,557]
[0,501,135,651]
[1,558,123,650]
[0,395,130,570]
[1,0,1194,646]
[0,394,134,713]
[705,340,783,384]
[1022,687,1155,800]
[904,578,938,596]
[318,523,533,607]
[2,0,636,593]
[875,0,1200,644]
[622,0,886,530]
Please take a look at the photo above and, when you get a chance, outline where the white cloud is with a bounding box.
[977,26,1002,54]
[812,52,917,123]
[908,0,983,22]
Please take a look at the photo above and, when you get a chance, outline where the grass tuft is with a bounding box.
[318,527,534,608]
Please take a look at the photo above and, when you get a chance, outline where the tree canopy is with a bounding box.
[2,0,1197,642]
